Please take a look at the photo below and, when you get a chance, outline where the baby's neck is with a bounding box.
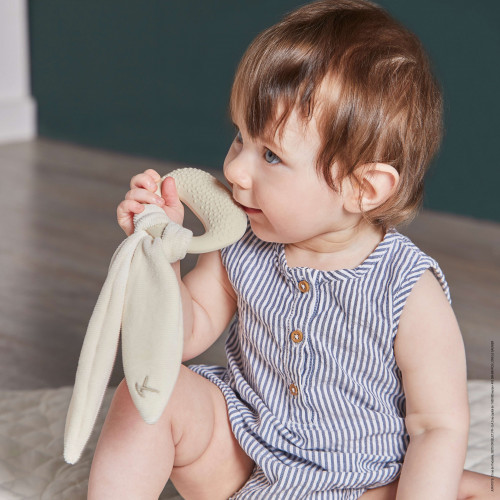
[284,222,385,272]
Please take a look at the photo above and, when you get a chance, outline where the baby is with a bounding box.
[89,1,495,499]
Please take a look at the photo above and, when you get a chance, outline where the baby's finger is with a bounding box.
[130,171,161,192]
[125,187,165,206]
[143,169,161,181]
[117,200,145,236]
[118,199,145,215]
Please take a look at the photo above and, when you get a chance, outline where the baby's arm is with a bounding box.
[172,249,237,361]
[393,270,469,500]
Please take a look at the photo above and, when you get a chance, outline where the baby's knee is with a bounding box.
[110,366,216,444]
[162,365,209,424]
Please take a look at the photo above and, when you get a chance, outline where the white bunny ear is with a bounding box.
[121,224,192,424]
[64,231,146,464]
[64,168,246,464]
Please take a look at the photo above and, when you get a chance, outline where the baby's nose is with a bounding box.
[224,157,252,191]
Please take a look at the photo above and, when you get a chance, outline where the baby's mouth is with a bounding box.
[239,203,262,214]
[243,206,261,214]
[234,199,262,214]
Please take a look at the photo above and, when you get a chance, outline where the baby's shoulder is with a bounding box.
[382,229,451,309]
[384,229,427,260]
[382,230,444,278]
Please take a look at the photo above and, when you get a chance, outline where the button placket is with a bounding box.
[287,277,311,406]
[290,278,310,346]
[283,276,300,404]
[285,271,322,424]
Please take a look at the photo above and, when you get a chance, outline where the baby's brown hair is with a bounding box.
[229,0,443,227]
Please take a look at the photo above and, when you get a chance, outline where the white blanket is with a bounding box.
[0,381,498,499]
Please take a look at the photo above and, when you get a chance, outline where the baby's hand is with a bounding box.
[117,169,185,236]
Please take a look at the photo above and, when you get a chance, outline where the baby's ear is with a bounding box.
[342,163,399,214]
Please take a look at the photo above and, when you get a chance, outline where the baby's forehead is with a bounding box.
[232,101,319,147]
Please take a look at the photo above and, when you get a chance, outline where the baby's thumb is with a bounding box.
[160,176,184,224]
[161,177,180,205]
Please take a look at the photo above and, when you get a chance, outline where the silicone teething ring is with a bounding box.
[156,168,248,254]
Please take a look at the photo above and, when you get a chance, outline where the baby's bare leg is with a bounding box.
[359,470,498,499]
[457,470,499,499]
[88,365,254,500]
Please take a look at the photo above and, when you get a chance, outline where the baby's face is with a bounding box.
[223,105,355,245]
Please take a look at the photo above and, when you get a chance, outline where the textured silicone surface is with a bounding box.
[156,168,248,254]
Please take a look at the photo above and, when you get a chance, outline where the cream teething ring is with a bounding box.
[64,168,247,464]
[156,168,248,253]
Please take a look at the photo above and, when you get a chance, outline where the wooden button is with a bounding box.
[289,383,299,396]
[291,330,303,343]
[298,280,310,293]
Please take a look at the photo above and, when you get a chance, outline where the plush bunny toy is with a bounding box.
[64,168,247,464]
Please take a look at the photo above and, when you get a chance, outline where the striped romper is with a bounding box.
[190,221,450,499]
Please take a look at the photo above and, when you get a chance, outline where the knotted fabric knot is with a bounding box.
[161,222,193,262]
[133,203,169,232]
[132,203,193,262]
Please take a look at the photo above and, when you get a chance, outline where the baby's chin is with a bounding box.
[247,219,298,245]
[246,219,277,242]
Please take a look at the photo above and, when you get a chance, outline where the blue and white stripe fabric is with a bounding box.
[190,221,450,499]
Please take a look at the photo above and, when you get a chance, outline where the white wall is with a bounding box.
[0,0,36,144]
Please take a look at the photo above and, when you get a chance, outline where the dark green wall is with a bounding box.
[28,1,500,222]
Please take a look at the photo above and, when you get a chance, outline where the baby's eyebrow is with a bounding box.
[265,137,284,154]
[232,120,284,154]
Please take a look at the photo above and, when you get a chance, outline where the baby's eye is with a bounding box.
[264,149,281,165]
[233,129,281,165]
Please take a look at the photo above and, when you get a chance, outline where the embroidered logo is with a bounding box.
[135,376,160,397]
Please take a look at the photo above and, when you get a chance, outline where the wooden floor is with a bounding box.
[0,138,498,390]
